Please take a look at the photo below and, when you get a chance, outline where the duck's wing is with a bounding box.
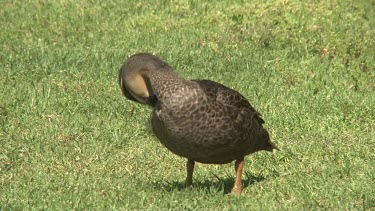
[193,80,265,125]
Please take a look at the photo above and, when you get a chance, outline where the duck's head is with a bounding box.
[118,53,171,107]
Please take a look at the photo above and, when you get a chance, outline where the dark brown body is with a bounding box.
[151,79,275,164]
[119,53,278,195]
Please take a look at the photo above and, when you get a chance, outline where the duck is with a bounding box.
[118,53,278,195]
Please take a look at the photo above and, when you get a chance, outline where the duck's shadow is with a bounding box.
[151,171,267,194]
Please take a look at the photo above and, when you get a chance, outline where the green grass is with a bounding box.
[1,0,375,210]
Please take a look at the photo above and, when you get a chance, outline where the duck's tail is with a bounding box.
[260,128,279,152]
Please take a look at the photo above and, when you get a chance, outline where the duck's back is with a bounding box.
[151,79,274,164]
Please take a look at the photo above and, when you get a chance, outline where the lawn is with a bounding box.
[1,0,374,210]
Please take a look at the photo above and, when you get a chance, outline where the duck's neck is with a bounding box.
[147,69,195,107]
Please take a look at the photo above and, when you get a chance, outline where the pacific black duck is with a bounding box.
[119,53,278,195]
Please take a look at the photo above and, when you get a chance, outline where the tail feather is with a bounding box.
[260,128,279,152]
[266,139,279,152]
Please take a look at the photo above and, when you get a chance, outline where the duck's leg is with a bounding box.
[232,158,244,195]
[186,159,195,188]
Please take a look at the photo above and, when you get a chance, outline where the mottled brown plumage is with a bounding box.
[119,53,278,195]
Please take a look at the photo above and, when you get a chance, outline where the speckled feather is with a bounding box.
[151,79,272,164]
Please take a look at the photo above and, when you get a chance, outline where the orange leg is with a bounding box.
[232,158,244,195]
[186,160,195,188]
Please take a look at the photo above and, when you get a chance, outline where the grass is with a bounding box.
[1,0,375,210]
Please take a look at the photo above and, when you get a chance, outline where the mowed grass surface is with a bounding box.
[1,0,375,210]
